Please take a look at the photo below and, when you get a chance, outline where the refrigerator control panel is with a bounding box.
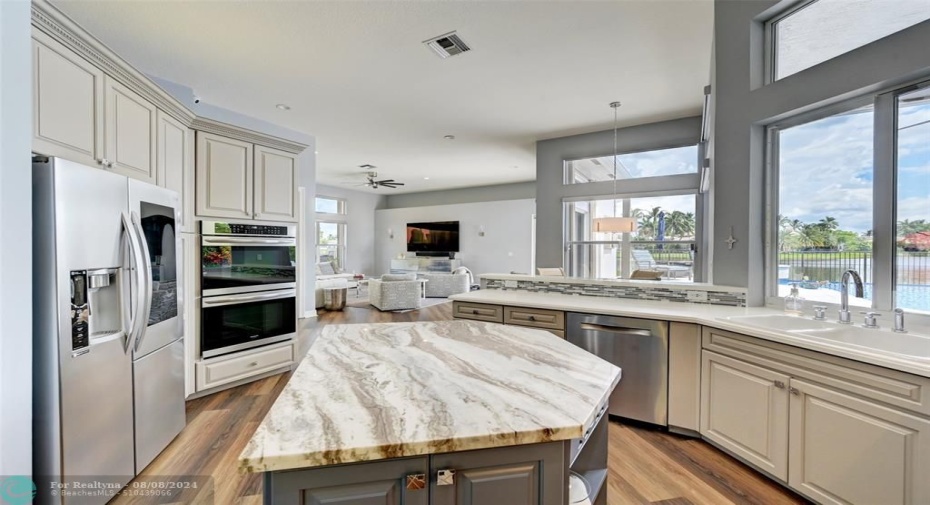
[70,270,89,354]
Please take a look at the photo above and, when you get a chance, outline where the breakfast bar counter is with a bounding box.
[239,320,621,505]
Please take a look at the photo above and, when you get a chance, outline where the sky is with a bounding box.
[778,98,930,234]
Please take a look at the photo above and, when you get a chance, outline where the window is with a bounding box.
[315,196,345,215]
[771,0,930,81]
[564,144,702,280]
[772,104,874,307]
[768,81,930,314]
[565,145,698,183]
[895,86,930,312]
[315,195,347,267]
[316,221,346,267]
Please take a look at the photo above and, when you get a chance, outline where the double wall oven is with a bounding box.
[200,221,296,358]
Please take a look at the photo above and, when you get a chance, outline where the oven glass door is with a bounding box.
[201,236,296,295]
[201,290,296,358]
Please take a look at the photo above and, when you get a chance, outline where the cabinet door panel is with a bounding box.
[456,463,538,505]
[789,379,930,505]
[254,145,298,222]
[32,32,103,164]
[195,132,253,219]
[156,112,189,229]
[265,457,428,505]
[700,351,789,481]
[104,77,156,182]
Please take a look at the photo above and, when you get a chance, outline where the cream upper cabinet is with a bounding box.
[254,145,298,222]
[196,132,253,219]
[104,77,157,183]
[32,30,104,166]
[788,379,930,505]
[156,111,192,229]
[700,350,790,481]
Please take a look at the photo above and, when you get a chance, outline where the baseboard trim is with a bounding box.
[302,310,318,319]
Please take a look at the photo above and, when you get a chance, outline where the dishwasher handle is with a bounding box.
[578,322,653,337]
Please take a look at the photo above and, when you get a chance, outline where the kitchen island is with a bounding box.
[239,320,621,505]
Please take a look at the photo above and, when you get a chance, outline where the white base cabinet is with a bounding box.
[701,350,789,481]
[701,328,930,504]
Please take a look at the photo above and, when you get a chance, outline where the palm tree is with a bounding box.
[635,207,662,239]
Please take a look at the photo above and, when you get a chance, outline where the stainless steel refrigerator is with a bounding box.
[33,157,186,505]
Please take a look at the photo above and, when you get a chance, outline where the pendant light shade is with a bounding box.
[593,217,637,233]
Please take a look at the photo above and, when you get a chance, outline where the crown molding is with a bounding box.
[191,117,308,154]
[30,0,309,155]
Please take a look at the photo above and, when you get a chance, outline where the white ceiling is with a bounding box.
[52,0,713,194]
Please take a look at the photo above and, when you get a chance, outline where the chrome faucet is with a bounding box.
[838,269,863,324]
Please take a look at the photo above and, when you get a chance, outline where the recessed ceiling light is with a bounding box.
[423,177,430,180]
[443,135,455,140]
[276,104,291,110]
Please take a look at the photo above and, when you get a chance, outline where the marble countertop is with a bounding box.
[450,290,930,378]
[479,273,748,293]
[239,320,621,473]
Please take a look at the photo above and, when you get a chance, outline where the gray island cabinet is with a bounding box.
[239,321,621,505]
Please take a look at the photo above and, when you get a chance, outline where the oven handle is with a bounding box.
[202,289,296,307]
[202,236,296,246]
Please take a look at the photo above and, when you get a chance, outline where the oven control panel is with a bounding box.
[201,221,296,238]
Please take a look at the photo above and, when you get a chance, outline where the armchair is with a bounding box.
[369,274,422,311]
[421,272,470,298]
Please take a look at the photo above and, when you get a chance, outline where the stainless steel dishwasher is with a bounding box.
[567,312,669,425]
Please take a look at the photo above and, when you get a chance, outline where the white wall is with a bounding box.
[315,184,387,275]
[375,200,536,277]
[0,0,33,477]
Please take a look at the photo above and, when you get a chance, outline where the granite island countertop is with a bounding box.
[239,320,621,473]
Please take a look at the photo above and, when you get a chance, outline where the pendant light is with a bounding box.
[593,101,637,233]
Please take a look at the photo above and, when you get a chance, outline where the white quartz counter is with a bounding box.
[239,320,621,473]
[450,290,930,378]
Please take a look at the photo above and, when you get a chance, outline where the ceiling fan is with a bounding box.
[360,171,405,189]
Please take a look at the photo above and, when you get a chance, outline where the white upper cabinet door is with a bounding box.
[196,132,253,219]
[253,145,298,222]
[788,379,930,505]
[104,76,157,183]
[32,31,104,166]
[156,111,190,228]
[701,350,790,481]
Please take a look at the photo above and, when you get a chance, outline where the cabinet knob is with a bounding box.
[437,469,455,486]
[405,473,426,490]
[472,310,478,315]
[789,387,800,396]
[254,212,261,219]
[528,315,536,321]
[248,361,258,367]
[774,380,785,389]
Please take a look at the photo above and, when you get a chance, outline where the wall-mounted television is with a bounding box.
[406,221,459,253]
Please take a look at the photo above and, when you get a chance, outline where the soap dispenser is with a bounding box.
[784,283,805,314]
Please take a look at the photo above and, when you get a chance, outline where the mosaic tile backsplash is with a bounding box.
[483,279,747,307]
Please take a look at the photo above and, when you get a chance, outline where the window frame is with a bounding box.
[562,143,701,186]
[764,78,930,314]
[314,194,348,268]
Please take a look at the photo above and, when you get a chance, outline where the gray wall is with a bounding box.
[0,0,32,477]
[713,2,930,305]
[374,200,536,277]
[384,181,536,209]
[535,116,702,269]
[315,184,388,275]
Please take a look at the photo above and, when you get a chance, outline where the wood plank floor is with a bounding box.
[115,301,810,505]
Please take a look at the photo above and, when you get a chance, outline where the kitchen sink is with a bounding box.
[720,314,837,332]
[717,314,930,361]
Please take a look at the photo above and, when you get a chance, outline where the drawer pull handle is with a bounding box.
[472,310,478,315]
[789,387,800,396]
[248,361,258,367]
[774,380,785,389]
[406,473,426,490]
[528,315,536,321]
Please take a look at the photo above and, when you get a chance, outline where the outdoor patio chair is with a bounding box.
[631,249,692,279]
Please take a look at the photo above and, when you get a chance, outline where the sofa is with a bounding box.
[315,261,356,309]
[369,274,421,311]
[421,272,470,298]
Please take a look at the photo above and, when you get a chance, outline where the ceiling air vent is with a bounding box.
[424,31,471,59]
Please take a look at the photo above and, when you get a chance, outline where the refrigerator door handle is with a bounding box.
[122,211,144,353]
[130,211,154,354]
